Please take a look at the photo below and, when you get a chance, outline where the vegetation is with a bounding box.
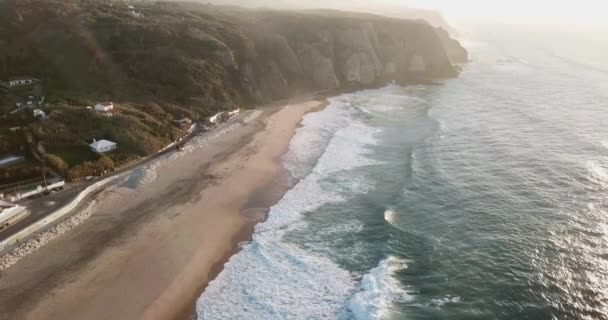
[0,0,464,183]
[0,160,47,186]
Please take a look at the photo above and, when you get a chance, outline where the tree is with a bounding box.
[45,153,67,172]
[97,156,114,171]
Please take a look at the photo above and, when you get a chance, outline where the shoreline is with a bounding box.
[179,100,328,320]
[0,96,328,320]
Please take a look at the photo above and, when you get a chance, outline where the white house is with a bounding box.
[33,109,46,118]
[89,139,117,153]
[94,102,114,112]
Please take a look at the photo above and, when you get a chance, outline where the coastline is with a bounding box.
[0,97,328,320]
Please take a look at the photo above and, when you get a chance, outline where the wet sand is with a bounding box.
[0,98,326,320]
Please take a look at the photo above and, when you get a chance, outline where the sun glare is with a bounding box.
[404,0,608,26]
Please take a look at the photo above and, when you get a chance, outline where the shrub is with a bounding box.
[97,155,114,170]
[45,153,68,173]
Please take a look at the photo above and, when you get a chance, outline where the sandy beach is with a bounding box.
[0,97,326,320]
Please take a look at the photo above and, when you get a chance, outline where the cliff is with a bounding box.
[0,0,466,109]
[231,8,466,103]
[0,0,467,180]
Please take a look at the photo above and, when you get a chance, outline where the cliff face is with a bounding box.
[0,1,466,113]
[234,10,465,103]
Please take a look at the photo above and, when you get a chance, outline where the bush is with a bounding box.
[66,155,115,181]
[98,155,114,170]
[66,161,96,181]
[45,153,68,173]
[0,163,46,185]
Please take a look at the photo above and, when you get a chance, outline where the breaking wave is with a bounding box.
[197,95,381,319]
[348,256,411,320]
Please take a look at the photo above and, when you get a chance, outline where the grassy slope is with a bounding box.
[0,0,464,182]
[0,0,239,180]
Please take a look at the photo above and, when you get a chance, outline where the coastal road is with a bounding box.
[0,95,318,245]
[0,118,216,245]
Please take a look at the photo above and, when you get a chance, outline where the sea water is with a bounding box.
[197,22,608,319]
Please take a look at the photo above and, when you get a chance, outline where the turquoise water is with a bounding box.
[197,24,608,319]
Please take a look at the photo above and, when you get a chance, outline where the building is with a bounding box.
[0,201,27,230]
[3,77,39,88]
[33,109,46,118]
[209,112,227,125]
[228,108,240,118]
[94,102,114,112]
[174,116,193,128]
[0,155,25,168]
[89,139,117,153]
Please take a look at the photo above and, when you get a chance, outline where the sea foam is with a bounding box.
[348,256,411,320]
[196,95,381,319]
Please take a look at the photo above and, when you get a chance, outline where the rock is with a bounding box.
[0,200,97,272]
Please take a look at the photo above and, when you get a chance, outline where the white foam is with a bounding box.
[314,219,365,238]
[586,160,608,187]
[198,238,355,319]
[384,209,397,225]
[282,98,353,179]
[428,296,461,308]
[197,95,380,320]
[348,256,411,320]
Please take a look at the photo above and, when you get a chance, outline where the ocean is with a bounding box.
[197,22,608,319]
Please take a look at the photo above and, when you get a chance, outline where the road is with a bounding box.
[0,99,310,246]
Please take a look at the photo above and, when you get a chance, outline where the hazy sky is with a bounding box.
[203,0,607,28]
[403,0,607,26]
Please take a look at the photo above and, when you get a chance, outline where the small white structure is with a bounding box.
[0,155,24,168]
[6,78,34,87]
[8,180,65,202]
[209,112,227,125]
[33,109,46,118]
[0,201,27,228]
[89,139,117,153]
[94,102,114,112]
[174,116,193,128]
[228,108,240,118]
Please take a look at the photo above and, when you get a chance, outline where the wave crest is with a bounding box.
[348,256,411,320]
